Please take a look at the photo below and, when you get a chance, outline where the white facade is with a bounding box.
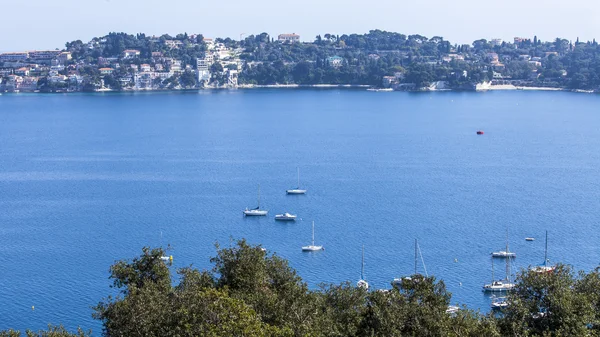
[278,33,300,43]
[490,38,503,46]
[197,58,210,82]
[0,52,29,62]
[29,50,61,59]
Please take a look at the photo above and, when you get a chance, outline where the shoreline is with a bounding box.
[0,84,597,94]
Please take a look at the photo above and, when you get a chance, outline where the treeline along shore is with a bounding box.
[1,30,599,93]
[4,239,600,336]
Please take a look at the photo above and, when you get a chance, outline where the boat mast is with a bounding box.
[361,245,365,280]
[544,230,548,267]
[257,184,261,209]
[506,228,509,254]
[312,221,315,246]
[505,228,510,281]
[297,167,300,188]
[414,239,418,275]
[492,257,495,282]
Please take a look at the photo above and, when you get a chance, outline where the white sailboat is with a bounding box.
[491,229,517,258]
[357,245,369,290]
[392,239,428,287]
[243,184,268,216]
[286,167,307,194]
[302,221,323,251]
[483,256,515,292]
[531,231,556,273]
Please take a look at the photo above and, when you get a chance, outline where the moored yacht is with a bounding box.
[483,280,515,292]
[491,251,516,258]
[286,167,307,194]
[492,229,516,258]
[531,231,556,273]
[483,257,515,292]
[275,212,297,221]
[392,239,428,287]
[357,245,369,290]
[244,184,268,216]
[302,221,323,251]
[491,296,509,310]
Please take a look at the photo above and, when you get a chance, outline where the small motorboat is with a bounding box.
[275,212,297,221]
[477,130,484,135]
[446,305,460,314]
[491,251,516,258]
[525,237,535,241]
[491,296,509,310]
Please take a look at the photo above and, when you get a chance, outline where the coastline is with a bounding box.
[1,84,597,94]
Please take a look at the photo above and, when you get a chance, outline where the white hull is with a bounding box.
[532,265,556,273]
[482,281,515,292]
[244,209,268,216]
[302,245,323,251]
[491,251,516,258]
[446,305,460,314]
[286,189,306,194]
[357,279,369,290]
[275,213,297,221]
[491,298,509,310]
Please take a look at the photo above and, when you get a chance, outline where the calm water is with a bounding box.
[1,89,600,333]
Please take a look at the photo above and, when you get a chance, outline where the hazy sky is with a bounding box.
[1,0,599,52]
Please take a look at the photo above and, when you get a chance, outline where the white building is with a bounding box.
[197,58,210,82]
[278,33,300,43]
[490,38,503,46]
[227,69,238,87]
[29,50,61,60]
[0,52,29,62]
[122,49,141,59]
[57,52,72,64]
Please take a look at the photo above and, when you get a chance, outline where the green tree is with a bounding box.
[500,265,594,336]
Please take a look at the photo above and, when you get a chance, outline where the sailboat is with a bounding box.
[392,239,428,287]
[243,184,268,216]
[159,230,173,264]
[357,245,369,290]
[531,231,556,273]
[302,221,323,251]
[483,255,515,292]
[491,229,517,258]
[286,167,307,194]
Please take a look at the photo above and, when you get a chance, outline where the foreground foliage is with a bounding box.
[4,240,600,336]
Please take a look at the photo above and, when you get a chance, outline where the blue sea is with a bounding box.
[1,89,600,333]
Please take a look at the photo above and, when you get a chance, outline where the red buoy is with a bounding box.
[476,130,484,135]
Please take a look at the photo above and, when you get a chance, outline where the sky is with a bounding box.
[1,0,599,52]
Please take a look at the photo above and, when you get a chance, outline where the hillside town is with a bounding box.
[0,31,599,92]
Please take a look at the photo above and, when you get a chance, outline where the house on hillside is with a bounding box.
[122,49,141,59]
[99,68,114,75]
[278,33,300,43]
[327,56,344,67]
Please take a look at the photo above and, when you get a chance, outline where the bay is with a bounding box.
[1,89,600,333]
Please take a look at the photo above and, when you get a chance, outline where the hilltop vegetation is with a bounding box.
[4,239,600,336]
[2,30,599,92]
